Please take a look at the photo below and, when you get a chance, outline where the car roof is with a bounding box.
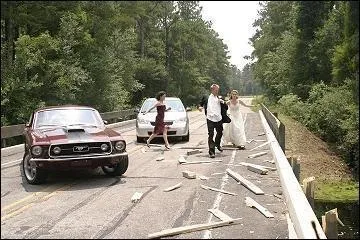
[34,105,96,112]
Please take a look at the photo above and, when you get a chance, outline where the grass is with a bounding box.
[315,180,359,202]
[250,96,359,202]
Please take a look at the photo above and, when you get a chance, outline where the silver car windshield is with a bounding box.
[140,99,185,113]
[34,109,103,128]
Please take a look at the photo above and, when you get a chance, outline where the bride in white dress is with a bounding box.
[222,90,246,149]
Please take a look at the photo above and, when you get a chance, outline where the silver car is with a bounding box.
[135,97,190,142]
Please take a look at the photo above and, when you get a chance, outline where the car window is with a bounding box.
[34,109,103,128]
[140,99,185,113]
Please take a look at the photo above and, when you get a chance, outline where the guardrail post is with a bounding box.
[279,122,285,152]
[322,208,338,239]
[302,176,315,210]
[287,156,300,182]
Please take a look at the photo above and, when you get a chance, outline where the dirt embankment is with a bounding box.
[278,114,354,183]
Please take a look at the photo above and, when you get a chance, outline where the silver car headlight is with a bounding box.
[114,141,126,151]
[138,118,149,124]
[32,146,43,156]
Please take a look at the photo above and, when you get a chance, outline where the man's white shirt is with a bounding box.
[206,94,222,122]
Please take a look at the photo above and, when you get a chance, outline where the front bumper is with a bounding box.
[30,152,128,162]
[136,122,189,137]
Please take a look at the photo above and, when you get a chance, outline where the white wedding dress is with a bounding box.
[222,100,246,146]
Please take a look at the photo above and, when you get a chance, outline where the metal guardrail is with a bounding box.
[260,103,285,152]
[1,109,136,147]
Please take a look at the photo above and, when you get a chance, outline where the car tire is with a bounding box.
[102,156,129,176]
[136,136,144,143]
[22,152,48,185]
[183,131,190,142]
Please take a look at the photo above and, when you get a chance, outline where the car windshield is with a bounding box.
[34,109,103,128]
[140,99,185,113]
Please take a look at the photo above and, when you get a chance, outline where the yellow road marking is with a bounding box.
[1,204,33,221]
[2,185,57,211]
[1,145,145,221]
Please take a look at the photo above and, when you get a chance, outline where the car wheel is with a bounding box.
[22,152,47,184]
[102,156,129,176]
[136,136,144,143]
[183,131,190,142]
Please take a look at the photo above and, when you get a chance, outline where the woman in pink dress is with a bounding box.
[144,91,171,150]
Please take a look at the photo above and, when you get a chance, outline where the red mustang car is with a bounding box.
[22,105,129,184]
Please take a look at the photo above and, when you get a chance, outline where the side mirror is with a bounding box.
[103,120,108,125]
[134,108,140,113]
[25,123,30,128]
[186,107,192,112]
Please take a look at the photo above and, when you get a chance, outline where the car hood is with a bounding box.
[30,126,121,145]
[138,112,187,121]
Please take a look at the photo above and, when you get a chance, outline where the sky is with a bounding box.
[199,1,260,71]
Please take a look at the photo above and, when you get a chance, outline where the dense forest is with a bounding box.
[1,1,358,173]
[1,1,259,127]
[250,1,359,174]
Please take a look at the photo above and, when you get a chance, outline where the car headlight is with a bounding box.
[114,141,126,152]
[101,143,109,151]
[32,146,43,156]
[138,118,149,124]
[175,117,187,122]
[53,146,61,154]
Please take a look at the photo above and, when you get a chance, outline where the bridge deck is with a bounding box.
[1,103,291,239]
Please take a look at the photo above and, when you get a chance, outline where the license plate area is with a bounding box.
[71,160,91,167]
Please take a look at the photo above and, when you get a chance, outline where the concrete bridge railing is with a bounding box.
[259,106,326,239]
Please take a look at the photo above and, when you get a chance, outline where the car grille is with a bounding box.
[49,142,112,158]
[150,121,173,126]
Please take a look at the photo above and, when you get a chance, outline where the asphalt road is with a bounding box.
[1,98,289,239]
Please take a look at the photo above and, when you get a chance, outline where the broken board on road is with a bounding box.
[226,169,264,195]
[207,209,233,221]
[245,196,274,218]
[148,218,243,238]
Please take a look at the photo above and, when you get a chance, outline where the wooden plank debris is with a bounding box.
[186,149,202,155]
[226,169,264,195]
[264,159,275,164]
[164,182,182,192]
[182,170,196,179]
[131,192,143,203]
[198,175,209,180]
[181,160,222,165]
[200,184,237,196]
[247,165,268,175]
[249,141,270,151]
[248,151,268,159]
[148,218,243,239]
[273,193,283,199]
[211,172,225,176]
[239,162,277,171]
[155,156,165,161]
[254,139,267,142]
[245,197,274,218]
[178,155,187,164]
[207,209,233,221]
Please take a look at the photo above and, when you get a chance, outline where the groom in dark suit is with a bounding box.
[199,84,229,158]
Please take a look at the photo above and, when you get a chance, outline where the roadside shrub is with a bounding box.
[277,93,310,123]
